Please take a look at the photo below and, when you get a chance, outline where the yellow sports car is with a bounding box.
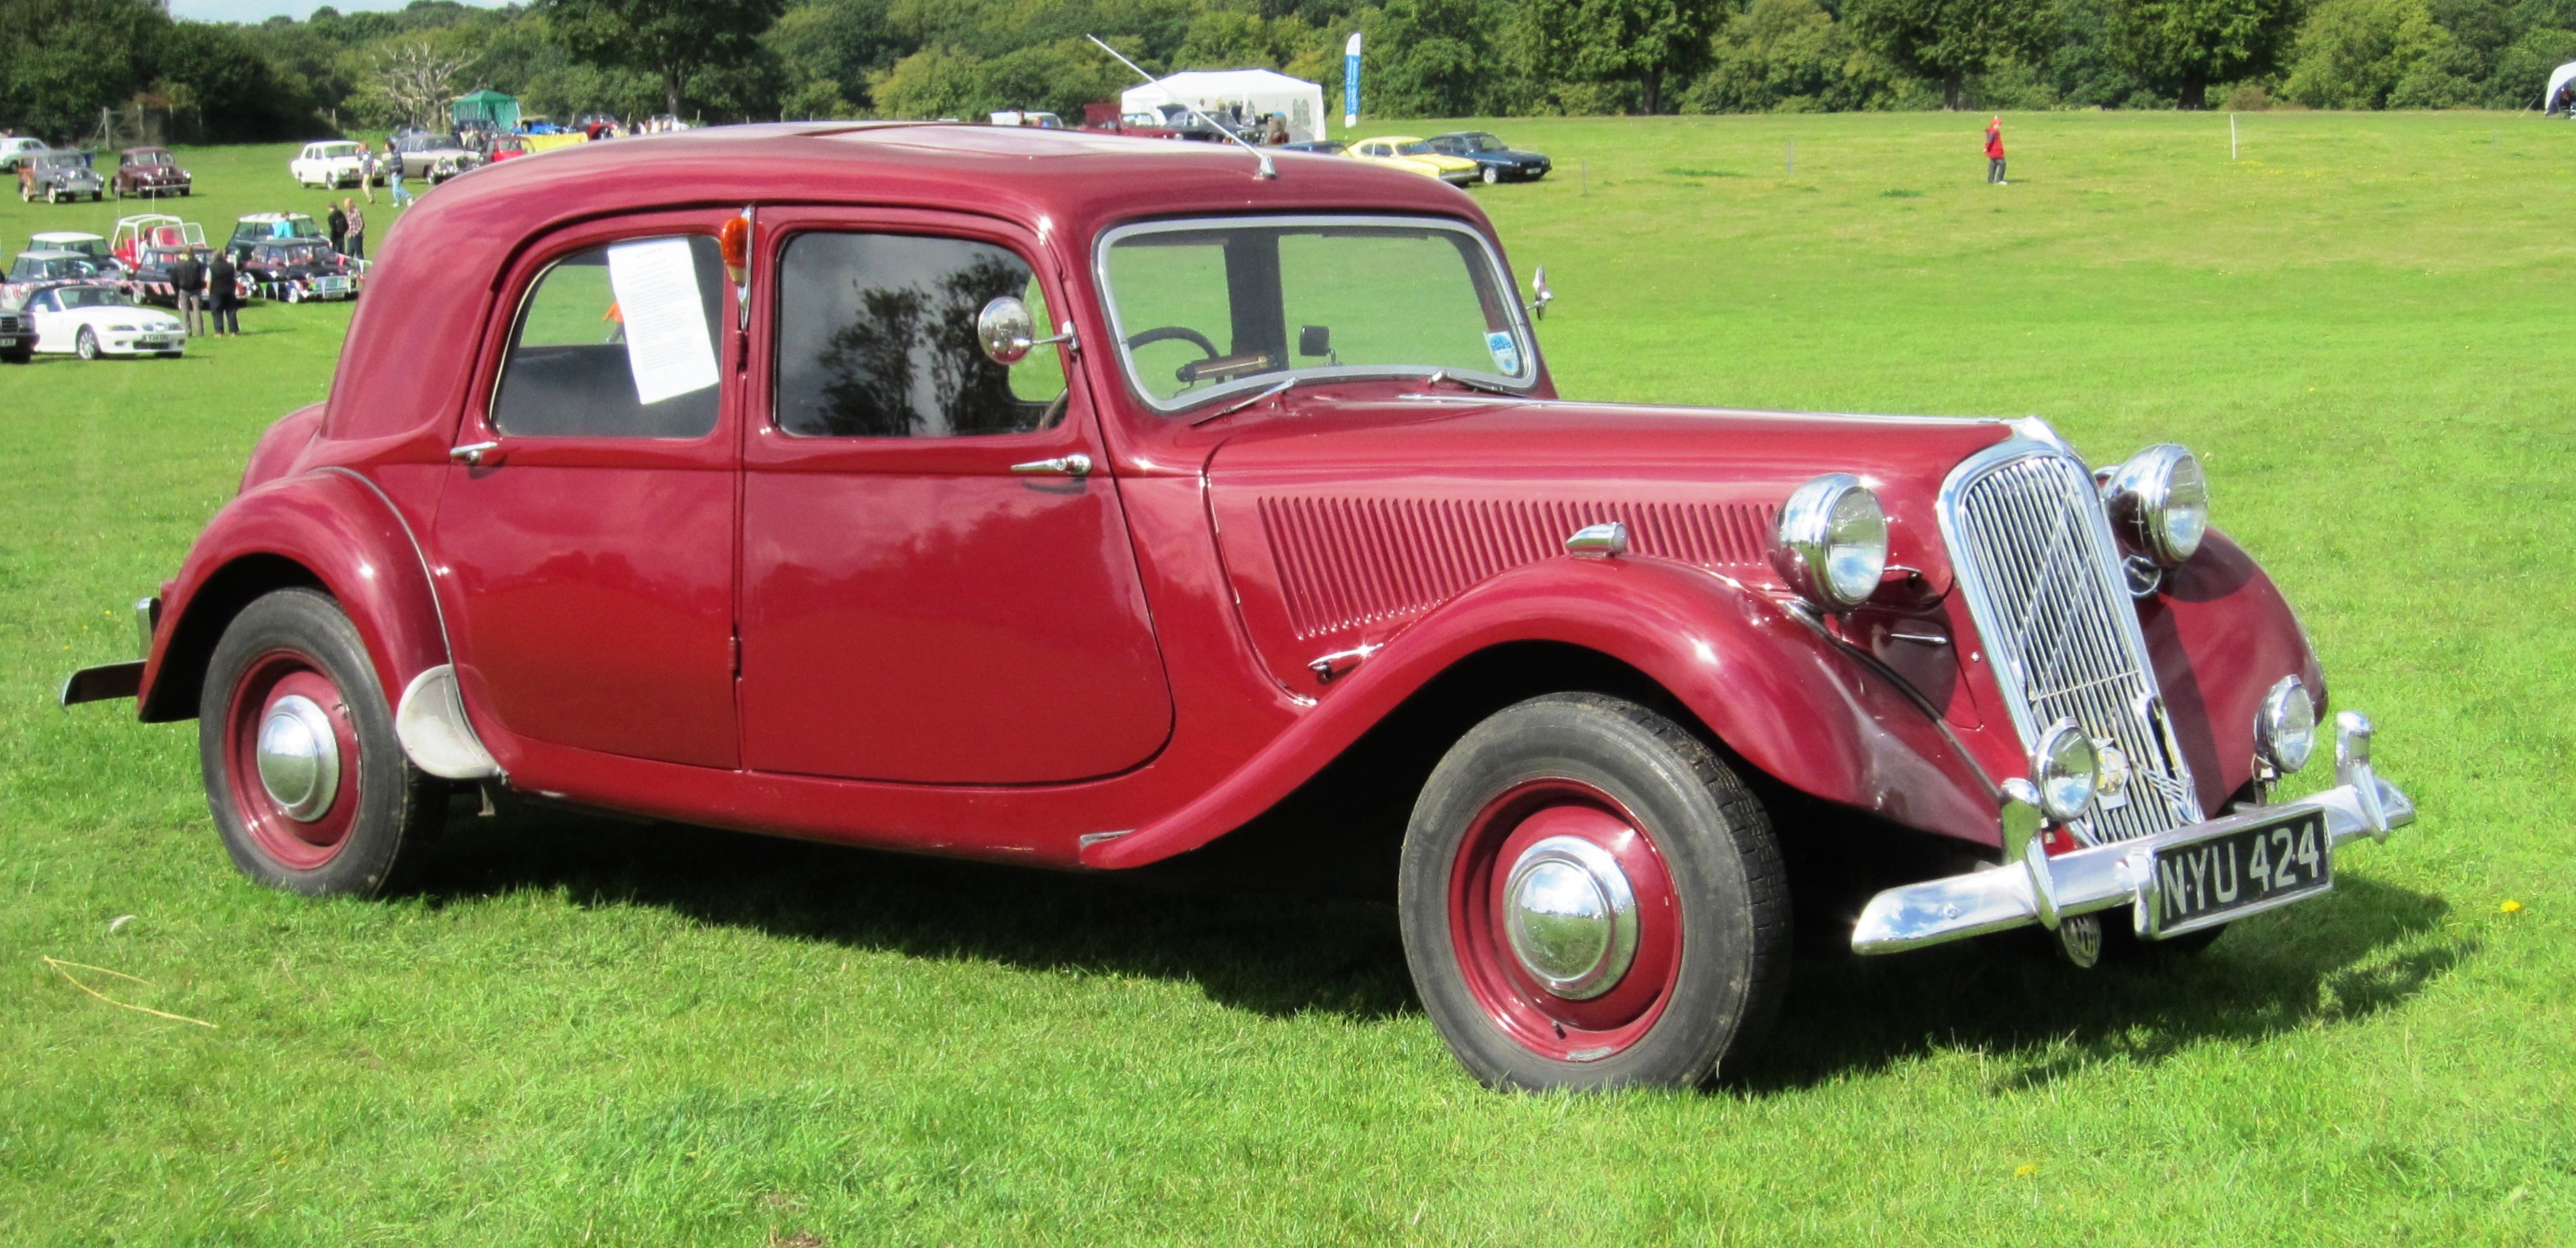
[1347,136,1481,185]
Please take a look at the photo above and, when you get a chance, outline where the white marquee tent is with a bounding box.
[1122,70,1327,143]
[2549,59,2576,110]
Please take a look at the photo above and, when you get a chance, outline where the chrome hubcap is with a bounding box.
[255,694,340,822]
[1501,835,1639,1000]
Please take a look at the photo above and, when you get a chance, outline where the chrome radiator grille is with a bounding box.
[1941,444,2202,843]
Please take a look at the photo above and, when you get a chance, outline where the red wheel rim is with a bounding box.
[222,649,362,870]
[1448,779,1681,1062]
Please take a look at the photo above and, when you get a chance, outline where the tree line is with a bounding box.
[5,0,2574,145]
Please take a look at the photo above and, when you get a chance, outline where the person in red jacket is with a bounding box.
[1986,116,2008,184]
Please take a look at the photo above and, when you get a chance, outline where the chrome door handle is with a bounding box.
[449,440,501,466]
[1009,453,1092,479]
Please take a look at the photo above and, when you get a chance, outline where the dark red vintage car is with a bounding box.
[63,124,2413,1091]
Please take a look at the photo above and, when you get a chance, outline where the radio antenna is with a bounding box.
[1085,34,1276,180]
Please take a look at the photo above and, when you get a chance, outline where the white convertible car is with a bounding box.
[14,283,185,359]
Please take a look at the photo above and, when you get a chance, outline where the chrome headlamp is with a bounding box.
[1770,473,1888,611]
[2031,719,2101,822]
[2100,444,2209,568]
[2255,675,2317,774]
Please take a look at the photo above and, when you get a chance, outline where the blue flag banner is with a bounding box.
[1344,33,1361,129]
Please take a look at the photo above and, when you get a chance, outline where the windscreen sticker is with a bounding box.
[605,237,720,407]
[1486,330,1521,376]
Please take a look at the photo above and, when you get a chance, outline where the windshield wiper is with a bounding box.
[1193,375,1296,426]
[1421,370,1519,398]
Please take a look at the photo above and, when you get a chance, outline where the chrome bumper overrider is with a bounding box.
[1852,711,2414,955]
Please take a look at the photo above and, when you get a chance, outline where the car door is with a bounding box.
[26,290,67,350]
[429,211,743,768]
[737,209,1175,784]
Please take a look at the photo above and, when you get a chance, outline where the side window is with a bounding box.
[489,235,726,439]
[773,232,1066,439]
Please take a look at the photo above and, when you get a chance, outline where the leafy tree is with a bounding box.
[1680,0,1905,112]
[1516,0,1722,113]
[2107,0,2301,107]
[533,0,788,117]
[1843,0,2055,107]
[0,0,164,141]
[766,0,900,114]
[1365,0,1501,116]
[156,20,297,140]
[869,44,993,116]
[2281,0,2461,105]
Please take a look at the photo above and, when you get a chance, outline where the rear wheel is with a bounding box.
[1399,693,1790,1091]
[198,588,446,896]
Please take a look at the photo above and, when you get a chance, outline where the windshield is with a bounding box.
[1455,133,1502,152]
[39,154,83,169]
[1396,140,1441,156]
[252,217,321,239]
[56,286,132,309]
[131,152,169,165]
[44,238,108,257]
[1100,217,1534,411]
[270,244,330,264]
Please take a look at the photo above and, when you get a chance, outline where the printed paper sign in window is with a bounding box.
[607,237,721,407]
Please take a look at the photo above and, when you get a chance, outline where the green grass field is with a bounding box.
[2,115,2570,1243]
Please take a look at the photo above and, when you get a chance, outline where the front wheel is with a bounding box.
[75,327,99,360]
[1399,693,1790,1091]
[1482,164,1500,184]
[198,588,447,896]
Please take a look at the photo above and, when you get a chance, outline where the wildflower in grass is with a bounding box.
[2015,1164,2039,1177]
[2501,900,2522,914]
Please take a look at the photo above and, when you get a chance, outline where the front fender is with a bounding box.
[1089,556,2000,869]
[2145,531,2327,812]
[140,468,447,722]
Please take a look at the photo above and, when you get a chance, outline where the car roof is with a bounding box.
[123,146,172,155]
[1366,136,1428,144]
[17,249,87,259]
[237,213,312,223]
[31,232,103,241]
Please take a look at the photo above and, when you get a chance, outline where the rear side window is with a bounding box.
[490,236,726,439]
[772,232,1066,439]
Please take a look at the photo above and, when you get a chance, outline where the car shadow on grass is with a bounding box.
[1749,876,2466,1094]
[411,799,1422,1023]
[412,800,2462,1089]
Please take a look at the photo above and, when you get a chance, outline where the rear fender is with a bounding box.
[140,468,447,723]
[1089,556,2000,869]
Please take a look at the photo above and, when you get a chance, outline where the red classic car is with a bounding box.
[62,124,2413,1092]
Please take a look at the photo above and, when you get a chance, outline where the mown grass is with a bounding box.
[2,116,2570,1243]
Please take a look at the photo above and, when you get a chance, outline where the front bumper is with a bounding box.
[1853,711,2413,954]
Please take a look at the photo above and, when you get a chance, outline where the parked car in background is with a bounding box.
[21,149,105,202]
[1424,132,1552,184]
[290,141,367,188]
[228,212,326,262]
[10,282,184,358]
[1078,102,1190,140]
[1,136,49,172]
[63,124,2413,1095]
[0,302,34,362]
[7,249,116,284]
[28,231,121,274]
[112,147,193,198]
[989,111,1065,128]
[390,129,480,179]
[237,238,362,303]
[1347,136,1481,184]
[1281,140,1347,155]
[114,216,212,306]
[486,133,529,163]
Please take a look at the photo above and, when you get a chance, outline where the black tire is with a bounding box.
[0,349,30,364]
[1398,693,1790,1092]
[197,588,446,897]
[75,328,98,360]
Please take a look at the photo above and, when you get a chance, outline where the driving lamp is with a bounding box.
[2101,444,2210,568]
[2255,675,2317,774]
[1770,474,1888,611]
[2030,719,2101,822]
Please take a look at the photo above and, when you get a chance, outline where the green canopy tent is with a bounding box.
[451,89,521,132]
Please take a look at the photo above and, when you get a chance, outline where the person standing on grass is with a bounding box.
[358,144,376,204]
[326,201,349,255]
[170,247,206,339]
[388,145,412,208]
[345,201,366,262]
[1986,116,2008,184]
[207,250,240,337]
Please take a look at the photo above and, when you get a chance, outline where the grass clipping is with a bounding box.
[43,957,217,1028]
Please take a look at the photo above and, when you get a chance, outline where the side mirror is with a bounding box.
[977,295,1076,367]
[1530,265,1554,321]
[1297,324,1331,357]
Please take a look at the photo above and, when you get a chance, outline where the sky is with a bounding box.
[171,0,506,25]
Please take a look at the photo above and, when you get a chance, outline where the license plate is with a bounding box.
[2145,808,2331,937]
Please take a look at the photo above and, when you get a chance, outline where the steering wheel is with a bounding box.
[1123,325,1221,364]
